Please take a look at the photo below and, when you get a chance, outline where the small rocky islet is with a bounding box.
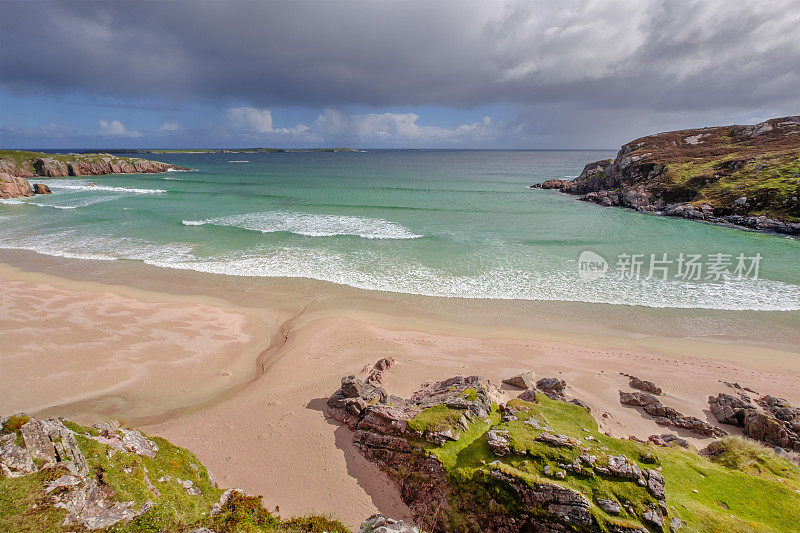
[3,360,800,532]
[532,116,800,236]
[0,150,189,199]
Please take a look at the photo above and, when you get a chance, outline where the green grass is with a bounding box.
[407,404,466,434]
[657,150,800,220]
[410,394,800,532]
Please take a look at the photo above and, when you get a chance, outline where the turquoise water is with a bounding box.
[2,150,799,311]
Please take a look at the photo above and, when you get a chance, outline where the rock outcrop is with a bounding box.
[325,364,691,532]
[619,390,725,437]
[0,172,33,199]
[708,393,800,452]
[0,150,189,198]
[532,116,800,235]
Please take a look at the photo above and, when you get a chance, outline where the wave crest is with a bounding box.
[182,211,423,239]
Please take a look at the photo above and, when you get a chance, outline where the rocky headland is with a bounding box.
[533,116,800,235]
[326,361,800,532]
[0,150,188,199]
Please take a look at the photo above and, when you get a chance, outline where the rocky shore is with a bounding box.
[533,116,800,236]
[326,361,800,532]
[0,150,188,199]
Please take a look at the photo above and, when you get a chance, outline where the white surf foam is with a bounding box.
[182,211,423,239]
[46,181,166,194]
[145,247,800,312]
[2,194,121,210]
[1,224,798,312]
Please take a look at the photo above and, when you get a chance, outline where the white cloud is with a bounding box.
[98,119,141,137]
[227,107,275,133]
[159,121,180,131]
[313,109,496,144]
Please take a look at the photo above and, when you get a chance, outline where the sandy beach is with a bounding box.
[2,249,800,527]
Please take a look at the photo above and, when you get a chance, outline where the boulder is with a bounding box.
[502,371,535,389]
[32,183,52,194]
[536,377,566,396]
[20,418,57,463]
[0,172,33,199]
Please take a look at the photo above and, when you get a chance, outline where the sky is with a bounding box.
[1,0,798,150]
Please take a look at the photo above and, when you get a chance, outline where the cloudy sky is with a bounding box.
[1,0,798,149]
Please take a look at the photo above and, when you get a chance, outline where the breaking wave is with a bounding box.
[182,211,423,239]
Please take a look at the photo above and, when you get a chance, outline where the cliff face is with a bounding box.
[0,150,189,199]
[536,116,800,235]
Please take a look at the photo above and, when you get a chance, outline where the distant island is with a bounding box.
[81,147,360,154]
[0,150,188,199]
[534,116,800,236]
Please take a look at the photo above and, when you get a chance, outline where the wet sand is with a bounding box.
[2,249,799,527]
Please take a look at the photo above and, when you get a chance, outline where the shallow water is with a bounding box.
[2,150,799,311]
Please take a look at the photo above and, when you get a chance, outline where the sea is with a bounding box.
[2,150,799,311]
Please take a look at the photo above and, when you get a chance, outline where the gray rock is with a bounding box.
[606,455,641,479]
[644,468,666,500]
[537,432,580,448]
[41,418,88,476]
[536,377,566,395]
[20,418,57,463]
[0,438,36,478]
[359,513,420,532]
[596,498,621,514]
[178,478,201,496]
[120,429,159,458]
[487,429,511,456]
[52,476,145,530]
[642,507,664,529]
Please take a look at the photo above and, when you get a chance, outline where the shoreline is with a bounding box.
[2,248,800,525]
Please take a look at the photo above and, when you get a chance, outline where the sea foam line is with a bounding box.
[182,211,423,239]
[47,182,166,194]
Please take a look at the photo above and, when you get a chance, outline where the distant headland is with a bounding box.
[80,147,360,154]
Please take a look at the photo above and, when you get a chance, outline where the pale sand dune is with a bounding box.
[1,252,799,527]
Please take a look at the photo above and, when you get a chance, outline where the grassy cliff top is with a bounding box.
[620,116,800,221]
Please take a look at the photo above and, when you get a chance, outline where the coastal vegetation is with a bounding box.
[535,116,800,235]
[0,416,349,533]
[327,367,800,532]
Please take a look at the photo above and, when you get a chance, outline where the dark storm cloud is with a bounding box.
[2,0,798,114]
